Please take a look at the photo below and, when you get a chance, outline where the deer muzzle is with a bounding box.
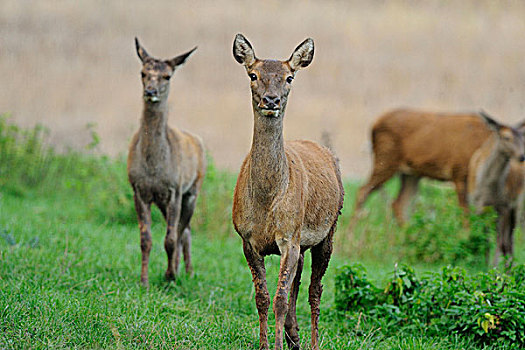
[259,95,281,117]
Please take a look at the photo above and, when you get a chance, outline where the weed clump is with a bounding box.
[334,263,525,347]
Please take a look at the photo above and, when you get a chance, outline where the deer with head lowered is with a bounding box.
[354,108,495,224]
[468,111,525,266]
[127,38,206,287]
[232,34,344,350]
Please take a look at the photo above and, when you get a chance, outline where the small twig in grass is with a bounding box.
[357,326,381,350]
[355,311,362,332]
[68,277,97,291]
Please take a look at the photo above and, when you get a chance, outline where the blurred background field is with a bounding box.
[1,0,525,178]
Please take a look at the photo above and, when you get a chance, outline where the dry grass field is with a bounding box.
[1,0,525,177]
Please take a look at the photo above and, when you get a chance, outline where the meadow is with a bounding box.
[1,116,524,349]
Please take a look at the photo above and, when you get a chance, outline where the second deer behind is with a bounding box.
[127,38,206,287]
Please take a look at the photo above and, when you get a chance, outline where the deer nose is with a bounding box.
[262,95,280,109]
[145,88,157,96]
[519,155,525,162]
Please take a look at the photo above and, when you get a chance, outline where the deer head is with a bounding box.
[479,111,525,162]
[135,37,197,103]
[233,34,314,118]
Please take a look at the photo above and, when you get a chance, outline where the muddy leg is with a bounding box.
[309,232,334,350]
[274,240,301,350]
[392,174,420,224]
[243,241,270,350]
[285,253,304,350]
[134,191,152,287]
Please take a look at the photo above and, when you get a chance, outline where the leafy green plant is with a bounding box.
[334,263,381,312]
[334,263,525,347]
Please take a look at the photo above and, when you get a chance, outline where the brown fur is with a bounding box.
[354,108,493,224]
[232,34,344,350]
[127,38,206,287]
[467,112,525,266]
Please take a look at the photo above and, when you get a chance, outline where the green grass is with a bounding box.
[0,189,499,350]
[1,116,524,349]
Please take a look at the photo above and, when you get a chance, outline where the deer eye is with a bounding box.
[141,72,146,78]
[249,73,257,81]
[286,76,294,84]
[162,75,171,80]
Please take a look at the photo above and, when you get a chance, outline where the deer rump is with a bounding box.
[371,109,491,182]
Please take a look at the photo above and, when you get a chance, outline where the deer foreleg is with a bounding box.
[165,188,182,280]
[243,240,270,350]
[285,252,304,350]
[181,227,193,275]
[274,236,301,350]
[134,191,152,287]
[494,208,515,267]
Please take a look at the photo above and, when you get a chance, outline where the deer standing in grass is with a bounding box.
[232,34,344,350]
[468,111,525,266]
[127,38,206,287]
[354,109,494,224]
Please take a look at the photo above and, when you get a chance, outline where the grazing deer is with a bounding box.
[127,38,206,287]
[231,34,344,350]
[354,109,493,224]
[468,111,525,266]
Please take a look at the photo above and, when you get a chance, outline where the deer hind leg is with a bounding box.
[133,191,152,287]
[164,188,182,281]
[284,253,304,350]
[273,237,301,350]
[392,174,420,224]
[454,180,469,213]
[178,189,198,275]
[309,229,334,350]
[243,241,270,350]
[354,131,400,213]
[353,147,399,221]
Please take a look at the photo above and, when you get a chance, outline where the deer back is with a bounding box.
[372,109,492,181]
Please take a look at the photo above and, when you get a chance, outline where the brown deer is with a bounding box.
[468,111,525,266]
[354,108,494,224]
[231,34,344,350]
[127,38,206,287]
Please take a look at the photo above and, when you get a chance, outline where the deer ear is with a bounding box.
[479,110,502,132]
[233,34,256,66]
[135,37,150,63]
[513,120,525,134]
[289,38,314,71]
[166,47,197,69]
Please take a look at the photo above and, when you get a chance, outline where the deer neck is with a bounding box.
[248,108,289,205]
[139,100,171,165]
[478,139,511,197]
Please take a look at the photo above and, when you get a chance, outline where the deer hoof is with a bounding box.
[165,270,176,281]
